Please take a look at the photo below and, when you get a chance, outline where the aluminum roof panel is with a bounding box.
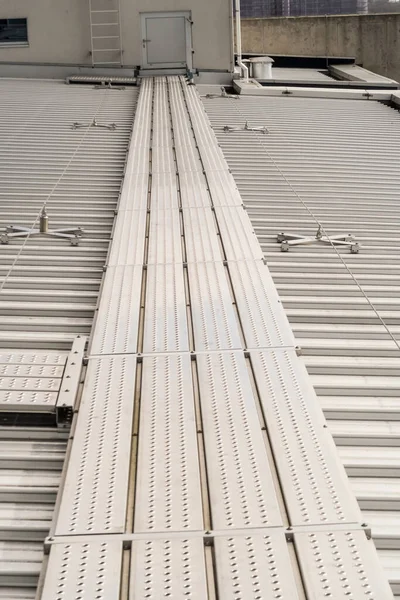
[0,77,138,600]
[0,79,137,350]
[203,93,400,591]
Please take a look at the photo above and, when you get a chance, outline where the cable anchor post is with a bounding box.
[1,207,84,246]
[277,225,360,253]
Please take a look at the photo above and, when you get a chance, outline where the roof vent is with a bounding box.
[248,56,274,80]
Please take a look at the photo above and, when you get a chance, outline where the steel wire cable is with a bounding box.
[0,88,110,296]
[222,95,400,351]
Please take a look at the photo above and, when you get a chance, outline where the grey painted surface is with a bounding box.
[0,0,232,71]
[241,13,400,83]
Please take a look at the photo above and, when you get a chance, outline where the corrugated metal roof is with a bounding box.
[0,79,137,350]
[203,93,400,596]
[0,79,138,598]
[0,426,67,598]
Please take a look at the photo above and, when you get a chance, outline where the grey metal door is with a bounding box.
[141,12,192,69]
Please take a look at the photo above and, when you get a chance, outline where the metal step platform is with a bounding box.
[0,337,85,427]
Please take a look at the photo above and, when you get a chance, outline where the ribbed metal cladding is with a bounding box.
[0,79,138,599]
[0,79,138,351]
[203,93,400,596]
[0,427,68,598]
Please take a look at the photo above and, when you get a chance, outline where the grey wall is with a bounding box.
[241,13,400,82]
[0,0,233,71]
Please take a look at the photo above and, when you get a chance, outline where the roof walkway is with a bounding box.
[0,76,395,599]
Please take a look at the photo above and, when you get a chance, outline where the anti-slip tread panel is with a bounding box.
[131,538,208,599]
[116,171,148,211]
[215,531,301,600]
[89,266,142,355]
[214,206,263,262]
[228,260,296,349]
[143,264,189,353]
[107,210,147,266]
[150,172,178,210]
[55,356,136,535]
[197,351,282,529]
[147,208,183,265]
[40,541,122,600]
[0,377,60,392]
[183,207,222,264]
[251,349,362,526]
[0,352,65,411]
[188,261,241,351]
[134,354,203,532]
[179,171,211,208]
[0,353,66,366]
[295,529,394,599]
[0,363,64,378]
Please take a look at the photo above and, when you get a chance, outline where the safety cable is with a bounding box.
[0,88,109,296]
[225,96,400,352]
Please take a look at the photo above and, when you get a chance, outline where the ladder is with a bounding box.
[89,0,123,67]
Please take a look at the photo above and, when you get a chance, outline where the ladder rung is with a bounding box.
[91,22,119,26]
[93,48,121,52]
[92,35,120,39]
[91,9,119,13]
[93,61,122,65]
